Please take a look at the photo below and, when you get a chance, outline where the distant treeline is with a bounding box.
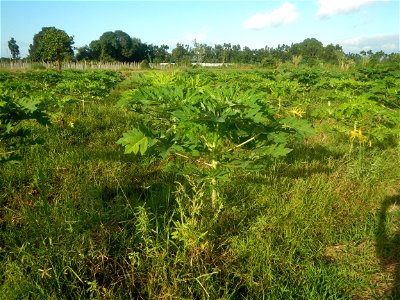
[4,28,400,67]
[57,32,400,67]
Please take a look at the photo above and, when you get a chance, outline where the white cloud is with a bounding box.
[316,0,382,18]
[243,2,299,30]
[339,33,399,53]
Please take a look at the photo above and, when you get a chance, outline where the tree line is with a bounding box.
[6,27,399,71]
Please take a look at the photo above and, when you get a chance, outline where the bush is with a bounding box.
[261,56,279,68]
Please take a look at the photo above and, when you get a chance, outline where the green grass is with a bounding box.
[0,67,399,299]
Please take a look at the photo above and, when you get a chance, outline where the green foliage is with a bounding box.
[53,70,122,110]
[77,30,153,62]
[290,38,325,65]
[335,96,399,146]
[1,67,400,299]
[8,37,20,60]
[72,35,373,66]
[0,88,49,162]
[261,55,279,68]
[290,68,322,87]
[118,128,155,155]
[29,27,74,71]
[171,43,192,65]
[309,67,400,148]
[117,71,313,175]
[0,70,122,162]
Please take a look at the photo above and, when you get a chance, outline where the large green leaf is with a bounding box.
[117,70,316,175]
[281,117,314,137]
[117,128,156,155]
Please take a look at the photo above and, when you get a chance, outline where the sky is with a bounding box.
[1,0,399,58]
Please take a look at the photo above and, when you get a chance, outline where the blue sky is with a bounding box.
[1,0,399,58]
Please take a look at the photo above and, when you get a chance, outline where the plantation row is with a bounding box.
[0,65,399,298]
[2,66,399,163]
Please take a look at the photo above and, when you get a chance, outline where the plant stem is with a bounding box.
[228,134,259,152]
[0,150,16,155]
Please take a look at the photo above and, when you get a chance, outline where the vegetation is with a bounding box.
[75,34,348,65]
[0,64,399,299]
[7,38,20,60]
[74,32,399,67]
[76,30,153,63]
[29,27,74,71]
[3,26,398,69]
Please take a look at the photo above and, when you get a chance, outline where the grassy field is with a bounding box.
[0,65,399,299]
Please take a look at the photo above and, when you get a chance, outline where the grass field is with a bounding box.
[1,65,399,299]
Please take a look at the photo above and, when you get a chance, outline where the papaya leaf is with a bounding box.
[281,117,314,137]
[117,128,156,155]
[255,143,293,158]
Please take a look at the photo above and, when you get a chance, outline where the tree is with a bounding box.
[272,44,292,63]
[96,30,134,62]
[193,39,206,63]
[29,27,74,71]
[151,44,171,63]
[202,45,214,63]
[131,37,150,62]
[323,44,341,65]
[171,43,191,65]
[222,43,232,63]
[114,30,134,61]
[231,44,242,63]
[291,38,324,65]
[242,46,254,63]
[214,44,224,63]
[88,40,102,60]
[75,45,93,61]
[95,31,118,61]
[8,38,20,60]
[261,53,279,68]
[79,31,153,63]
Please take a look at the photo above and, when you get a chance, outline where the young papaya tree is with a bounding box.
[117,72,313,203]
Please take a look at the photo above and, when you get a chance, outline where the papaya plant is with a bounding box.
[0,70,122,162]
[0,89,49,162]
[335,96,399,147]
[117,72,313,177]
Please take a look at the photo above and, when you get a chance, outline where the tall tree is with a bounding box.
[131,37,150,62]
[88,40,102,60]
[290,38,324,65]
[86,31,151,62]
[222,43,232,63]
[96,30,134,62]
[114,30,134,61]
[151,44,170,63]
[171,43,191,65]
[214,44,224,62]
[8,37,20,60]
[96,31,118,61]
[29,27,74,71]
[75,46,90,61]
[231,44,242,63]
[193,39,206,63]
[242,46,254,63]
